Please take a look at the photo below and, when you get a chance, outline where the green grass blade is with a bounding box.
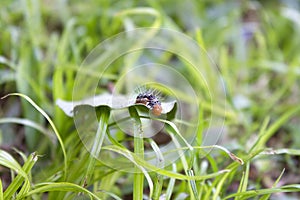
[98,171,122,200]
[251,106,300,152]
[115,7,162,28]
[0,117,56,143]
[0,150,26,178]
[21,182,101,200]
[15,178,31,200]
[249,116,270,153]
[261,148,300,156]
[85,106,110,184]
[187,169,199,199]
[148,139,164,200]
[0,176,3,200]
[212,172,230,200]
[224,184,300,200]
[260,168,285,200]
[235,162,250,199]
[165,163,176,200]
[165,123,197,199]
[102,145,230,181]
[1,93,68,179]
[128,106,146,199]
[4,152,38,199]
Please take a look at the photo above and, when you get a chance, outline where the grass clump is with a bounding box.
[1,0,300,199]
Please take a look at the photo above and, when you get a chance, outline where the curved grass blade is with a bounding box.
[164,124,197,199]
[20,182,102,200]
[102,145,230,181]
[260,168,285,200]
[1,93,68,179]
[103,144,154,198]
[85,106,110,184]
[0,117,56,143]
[223,184,300,200]
[0,150,27,178]
[3,152,38,199]
[250,106,300,153]
[115,7,162,28]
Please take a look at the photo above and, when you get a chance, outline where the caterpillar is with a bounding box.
[135,91,162,116]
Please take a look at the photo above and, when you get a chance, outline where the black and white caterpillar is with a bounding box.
[135,91,162,116]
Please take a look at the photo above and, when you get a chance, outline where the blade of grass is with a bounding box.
[235,162,250,199]
[148,138,164,200]
[211,172,230,200]
[97,190,123,200]
[161,145,244,166]
[261,148,300,156]
[1,93,68,179]
[251,106,300,153]
[260,168,285,200]
[0,179,3,200]
[186,169,199,199]
[85,106,110,184]
[224,184,300,200]
[103,145,154,197]
[165,123,197,199]
[0,150,27,178]
[102,145,230,181]
[3,152,38,199]
[205,148,258,199]
[53,19,77,132]
[21,182,102,200]
[165,163,176,200]
[249,116,270,153]
[15,177,31,199]
[98,171,121,200]
[115,7,162,28]
[0,117,56,143]
[128,106,145,200]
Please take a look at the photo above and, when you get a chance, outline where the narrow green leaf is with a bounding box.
[98,171,122,200]
[261,148,300,156]
[148,139,164,200]
[241,162,250,192]
[251,106,300,152]
[128,106,145,200]
[115,7,162,28]
[85,106,110,184]
[102,145,230,181]
[0,117,56,143]
[15,178,31,199]
[212,162,235,200]
[1,93,68,179]
[0,150,27,178]
[260,168,285,200]
[249,116,270,153]
[0,179,3,200]
[21,182,101,200]
[4,152,38,199]
[187,169,199,199]
[224,184,300,200]
[165,164,176,200]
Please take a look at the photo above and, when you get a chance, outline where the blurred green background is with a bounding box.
[0,0,300,199]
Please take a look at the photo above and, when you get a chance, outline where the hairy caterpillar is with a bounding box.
[135,91,162,116]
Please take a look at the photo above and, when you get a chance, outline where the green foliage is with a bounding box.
[1,0,300,199]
